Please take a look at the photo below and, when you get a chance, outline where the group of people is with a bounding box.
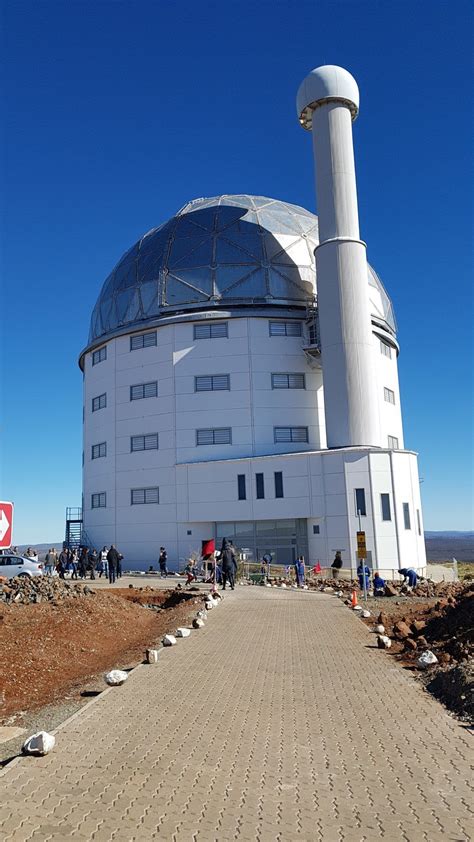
[39,545,124,584]
[356,562,418,595]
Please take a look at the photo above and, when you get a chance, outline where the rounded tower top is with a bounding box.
[296,65,359,130]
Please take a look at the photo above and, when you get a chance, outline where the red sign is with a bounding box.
[0,501,13,549]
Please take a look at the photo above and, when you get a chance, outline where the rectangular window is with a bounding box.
[92,393,107,412]
[92,346,107,365]
[91,442,107,460]
[269,321,302,337]
[193,322,228,339]
[130,434,159,452]
[131,487,159,505]
[355,488,367,517]
[380,339,392,358]
[416,509,421,536]
[130,332,157,350]
[237,474,246,501]
[384,387,396,404]
[274,426,309,443]
[380,493,391,521]
[271,373,305,389]
[403,502,411,530]
[91,492,106,509]
[313,524,320,535]
[274,472,284,498]
[195,374,230,391]
[388,435,399,449]
[196,428,232,446]
[130,381,158,401]
[256,473,265,500]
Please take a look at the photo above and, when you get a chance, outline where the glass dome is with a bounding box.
[88,195,395,344]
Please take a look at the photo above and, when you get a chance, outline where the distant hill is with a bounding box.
[424,532,474,563]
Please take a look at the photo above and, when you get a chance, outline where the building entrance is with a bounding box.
[215,519,308,566]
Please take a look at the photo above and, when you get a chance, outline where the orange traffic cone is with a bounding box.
[351,589,358,608]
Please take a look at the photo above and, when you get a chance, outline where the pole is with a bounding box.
[358,510,368,603]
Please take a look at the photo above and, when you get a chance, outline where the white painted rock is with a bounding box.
[266,583,272,588]
[291,585,298,590]
[212,591,223,601]
[417,650,438,669]
[196,609,207,619]
[162,634,177,646]
[146,649,160,663]
[280,583,287,589]
[374,624,385,634]
[204,601,213,610]
[209,597,219,607]
[323,587,335,593]
[193,617,205,628]
[22,731,56,756]
[105,669,129,686]
[336,591,344,597]
[361,610,371,618]
[302,584,309,590]
[353,604,362,611]
[176,627,191,638]
[377,635,392,649]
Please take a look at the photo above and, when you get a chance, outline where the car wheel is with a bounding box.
[17,572,31,578]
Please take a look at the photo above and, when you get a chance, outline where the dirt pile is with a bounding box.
[370,583,473,723]
[0,576,95,605]
[0,587,204,719]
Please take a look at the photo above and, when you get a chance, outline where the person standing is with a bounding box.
[294,555,305,587]
[331,551,343,580]
[45,548,58,576]
[99,546,108,578]
[70,549,78,580]
[88,548,98,580]
[107,545,120,584]
[78,547,88,579]
[159,547,168,578]
[218,538,236,590]
[58,548,69,579]
[357,562,370,592]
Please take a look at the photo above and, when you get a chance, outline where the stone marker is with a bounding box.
[146,649,160,663]
[193,617,205,629]
[374,624,385,634]
[377,635,392,649]
[417,650,438,669]
[22,731,56,756]
[176,627,191,638]
[162,634,177,646]
[105,669,129,686]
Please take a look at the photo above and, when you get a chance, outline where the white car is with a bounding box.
[0,554,44,579]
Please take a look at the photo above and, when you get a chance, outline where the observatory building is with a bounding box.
[78,65,426,575]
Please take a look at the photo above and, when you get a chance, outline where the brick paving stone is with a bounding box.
[1,587,472,841]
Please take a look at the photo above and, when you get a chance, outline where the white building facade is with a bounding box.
[79,68,426,576]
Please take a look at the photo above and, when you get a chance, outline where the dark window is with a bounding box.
[131,434,159,452]
[313,525,320,535]
[403,503,411,530]
[355,488,367,516]
[131,487,159,505]
[91,492,106,509]
[187,530,192,535]
[271,373,305,389]
[269,321,302,337]
[274,472,284,498]
[196,428,232,446]
[130,381,158,401]
[194,322,228,339]
[256,473,265,499]
[92,442,107,460]
[381,493,391,521]
[195,374,230,391]
[92,393,106,412]
[238,474,246,500]
[130,332,157,350]
[92,346,107,365]
[274,426,308,443]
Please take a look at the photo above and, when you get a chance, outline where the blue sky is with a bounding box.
[1,0,472,542]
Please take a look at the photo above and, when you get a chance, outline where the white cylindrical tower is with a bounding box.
[297,65,381,449]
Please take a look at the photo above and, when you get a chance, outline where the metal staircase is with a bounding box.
[65,507,84,550]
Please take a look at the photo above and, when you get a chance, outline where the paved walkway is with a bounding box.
[0,588,472,841]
